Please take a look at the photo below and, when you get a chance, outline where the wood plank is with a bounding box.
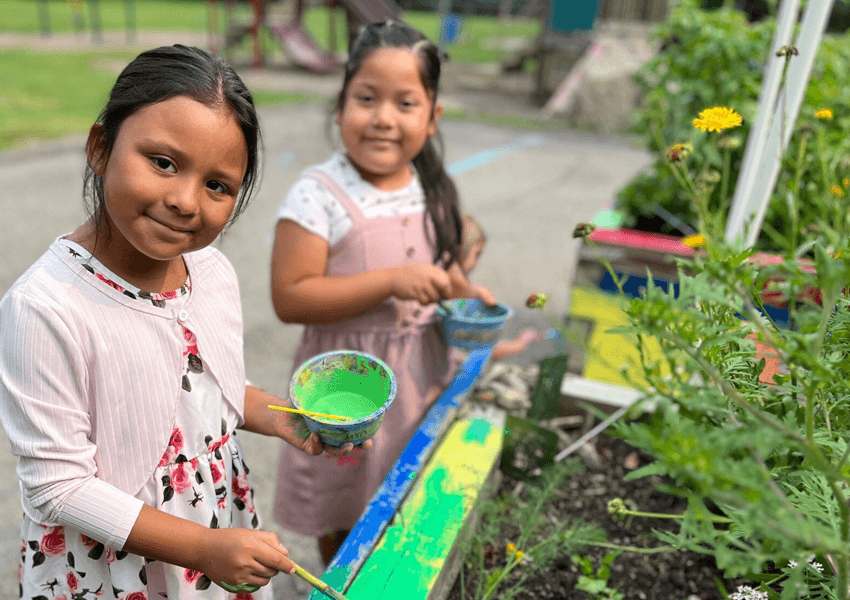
[343,405,506,600]
[309,346,493,598]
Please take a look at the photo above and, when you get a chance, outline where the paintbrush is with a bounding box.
[290,560,350,600]
[267,404,353,422]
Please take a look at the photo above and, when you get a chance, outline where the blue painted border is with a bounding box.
[308,346,493,598]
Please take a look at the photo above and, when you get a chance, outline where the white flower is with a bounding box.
[810,560,823,573]
[788,560,798,568]
[730,586,768,600]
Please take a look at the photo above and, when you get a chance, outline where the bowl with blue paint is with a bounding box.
[436,299,513,350]
[290,350,396,446]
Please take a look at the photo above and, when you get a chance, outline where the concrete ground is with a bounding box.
[0,29,653,600]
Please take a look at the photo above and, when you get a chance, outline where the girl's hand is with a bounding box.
[472,283,497,306]
[390,264,452,305]
[199,528,295,591]
[277,406,373,456]
[298,431,373,457]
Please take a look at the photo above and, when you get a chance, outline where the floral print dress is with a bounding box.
[18,240,270,600]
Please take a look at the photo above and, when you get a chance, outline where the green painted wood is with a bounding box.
[342,405,506,600]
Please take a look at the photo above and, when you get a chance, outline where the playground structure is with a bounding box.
[207,0,400,72]
[36,0,137,43]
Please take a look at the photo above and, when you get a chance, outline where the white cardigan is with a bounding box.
[0,239,246,548]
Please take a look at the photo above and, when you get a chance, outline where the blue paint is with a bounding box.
[308,346,493,598]
[447,135,546,176]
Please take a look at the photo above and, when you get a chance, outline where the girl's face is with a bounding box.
[335,48,442,191]
[90,95,247,273]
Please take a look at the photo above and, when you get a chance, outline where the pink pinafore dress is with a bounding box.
[273,170,452,538]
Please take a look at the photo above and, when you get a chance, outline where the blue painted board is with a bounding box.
[309,346,493,597]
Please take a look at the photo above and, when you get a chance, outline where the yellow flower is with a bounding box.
[683,234,707,248]
[693,107,743,132]
[816,108,833,120]
[844,178,849,187]
[831,185,844,197]
[506,542,515,553]
[515,550,524,562]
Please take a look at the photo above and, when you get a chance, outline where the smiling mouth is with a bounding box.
[149,215,192,234]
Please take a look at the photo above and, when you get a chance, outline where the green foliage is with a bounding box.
[457,460,607,600]
[616,0,850,251]
[598,170,850,597]
[572,552,625,600]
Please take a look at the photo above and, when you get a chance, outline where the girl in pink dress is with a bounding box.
[0,45,359,599]
[270,20,496,564]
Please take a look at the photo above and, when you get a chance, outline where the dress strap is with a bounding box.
[303,169,366,224]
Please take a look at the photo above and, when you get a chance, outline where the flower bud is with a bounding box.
[717,136,741,150]
[526,293,548,309]
[776,45,798,57]
[666,142,693,162]
[572,222,597,238]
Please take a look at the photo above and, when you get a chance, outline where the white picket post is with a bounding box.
[725,0,835,248]
[740,0,835,249]
[724,0,800,245]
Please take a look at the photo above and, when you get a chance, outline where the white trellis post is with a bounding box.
[724,0,836,248]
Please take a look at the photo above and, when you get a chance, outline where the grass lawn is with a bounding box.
[2,1,541,149]
[0,48,318,150]
[3,0,539,64]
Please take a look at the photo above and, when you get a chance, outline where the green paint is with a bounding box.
[463,418,492,445]
[343,417,502,600]
[309,565,352,600]
[346,466,465,599]
[296,370,388,421]
[308,392,380,421]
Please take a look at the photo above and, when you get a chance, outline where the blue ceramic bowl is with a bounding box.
[289,350,396,446]
[436,299,513,350]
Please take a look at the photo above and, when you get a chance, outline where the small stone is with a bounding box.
[624,451,640,470]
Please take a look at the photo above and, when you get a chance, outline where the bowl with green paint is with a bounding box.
[290,350,396,446]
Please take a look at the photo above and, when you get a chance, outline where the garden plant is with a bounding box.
[615,0,850,252]
[558,86,850,597]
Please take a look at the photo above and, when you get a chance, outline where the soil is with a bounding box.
[446,431,752,600]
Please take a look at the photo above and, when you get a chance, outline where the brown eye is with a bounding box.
[151,157,176,172]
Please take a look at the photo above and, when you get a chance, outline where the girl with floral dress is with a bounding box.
[0,45,360,599]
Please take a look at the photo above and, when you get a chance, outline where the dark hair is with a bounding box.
[83,45,261,237]
[336,21,462,266]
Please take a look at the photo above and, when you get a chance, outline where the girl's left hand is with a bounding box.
[278,412,372,456]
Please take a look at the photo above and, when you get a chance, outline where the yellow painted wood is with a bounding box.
[569,286,667,387]
[344,407,505,600]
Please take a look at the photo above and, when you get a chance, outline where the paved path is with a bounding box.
[1,32,653,598]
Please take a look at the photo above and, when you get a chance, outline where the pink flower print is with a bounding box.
[171,463,193,494]
[80,534,98,547]
[67,571,79,592]
[169,428,184,452]
[182,327,199,356]
[40,526,65,556]
[158,446,175,467]
[159,290,178,300]
[208,433,230,455]
[95,272,125,293]
[184,569,203,583]
[231,474,250,502]
[124,592,148,600]
[236,593,255,600]
[210,462,223,483]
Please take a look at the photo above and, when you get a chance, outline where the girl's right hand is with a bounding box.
[390,264,452,305]
[200,527,296,591]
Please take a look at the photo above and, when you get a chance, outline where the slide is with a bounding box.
[268,20,343,74]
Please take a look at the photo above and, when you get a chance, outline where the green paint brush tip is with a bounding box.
[292,562,350,600]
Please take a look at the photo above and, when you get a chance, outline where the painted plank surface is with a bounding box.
[343,405,506,600]
[310,346,493,598]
